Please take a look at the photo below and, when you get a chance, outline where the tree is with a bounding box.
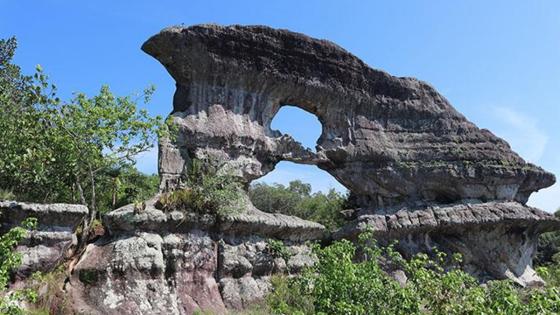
[102,165,159,211]
[248,180,347,230]
[536,208,560,266]
[0,37,167,240]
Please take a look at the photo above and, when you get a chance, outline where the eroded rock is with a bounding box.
[61,23,559,314]
[68,231,225,315]
[0,201,87,279]
[142,24,554,208]
[336,201,560,286]
[66,199,319,313]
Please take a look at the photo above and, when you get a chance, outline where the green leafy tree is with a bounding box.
[0,37,167,239]
[102,165,159,211]
[249,180,347,230]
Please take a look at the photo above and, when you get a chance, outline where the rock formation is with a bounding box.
[47,24,560,314]
[68,199,318,314]
[139,24,558,288]
[142,24,553,209]
[0,201,87,280]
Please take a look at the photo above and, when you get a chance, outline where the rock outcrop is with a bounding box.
[0,201,87,279]
[61,24,559,314]
[336,201,560,286]
[67,200,318,314]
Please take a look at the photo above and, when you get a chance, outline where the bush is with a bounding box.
[157,159,246,217]
[0,218,37,315]
[266,232,560,315]
[0,189,15,201]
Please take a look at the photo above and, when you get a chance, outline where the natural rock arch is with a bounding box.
[142,24,558,286]
[144,24,553,212]
[63,24,560,314]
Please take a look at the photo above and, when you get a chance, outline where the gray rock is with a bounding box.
[142,24,554,209]
[335,201,560,286]
[219,276,272,310]
[67,231,226,315]
[0,201,87,278]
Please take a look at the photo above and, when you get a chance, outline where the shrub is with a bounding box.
[249,181,347,230]
[0,218,37,315]
[266,232,560,315]
[24,267,71,314]
[0,189,15,201]
[157,159,246,217]
[266,239,292,263]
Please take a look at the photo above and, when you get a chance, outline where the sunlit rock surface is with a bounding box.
[63,24,559,314]
[142,24,554,208]
[0,201,87,279]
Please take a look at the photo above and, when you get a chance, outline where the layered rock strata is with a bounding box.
[0,201,87,279]
[142,24,553,209]
[67,200,319,314]
[336,201,560,286]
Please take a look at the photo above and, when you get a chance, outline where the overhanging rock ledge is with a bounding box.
[64,24,559,314]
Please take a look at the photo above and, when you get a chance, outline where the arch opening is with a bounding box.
[271,105,322,152]
[250,105,350,230]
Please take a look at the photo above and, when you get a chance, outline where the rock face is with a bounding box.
[142,24,553,209]
[67,200,318,314]
[336,201,560,286]
[0,201,87,279]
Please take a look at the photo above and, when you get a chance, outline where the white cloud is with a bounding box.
[492,107,549,163]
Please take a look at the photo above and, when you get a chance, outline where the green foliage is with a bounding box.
[535,209,560,266]
[99,165,159,213]
[0,189,15,201]
[266,239,292,263]
[266,275,314,315]
[0,37,167,236]
[157,159,246,217]
[249,180,347,230]
[266,232,560,315]
[537,254,560,287]
[0,218,37,315]
[24,267,70,314]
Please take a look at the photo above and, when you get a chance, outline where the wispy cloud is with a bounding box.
[492,107,549,163]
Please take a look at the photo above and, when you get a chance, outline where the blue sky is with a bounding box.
[1,1,558,212]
